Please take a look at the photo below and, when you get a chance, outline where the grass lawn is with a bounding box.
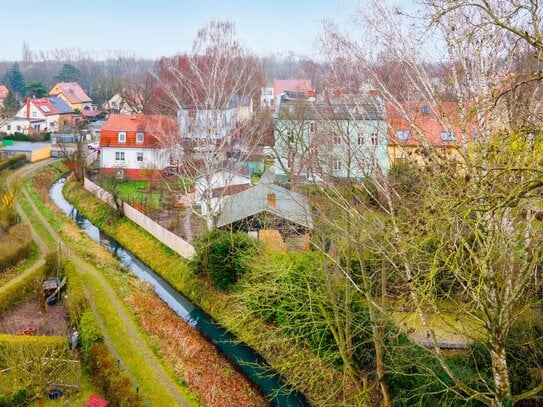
[99,179,162,209]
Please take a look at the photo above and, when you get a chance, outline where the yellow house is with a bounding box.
[386,102,470,168]
[49,82,92,111]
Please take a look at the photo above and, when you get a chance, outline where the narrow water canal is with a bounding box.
[50,177,308,407]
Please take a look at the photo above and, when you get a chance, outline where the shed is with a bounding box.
[0,142,51,162]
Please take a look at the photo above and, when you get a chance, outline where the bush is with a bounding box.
[79,311,103,364]
[89,343,144,407]
[64,262,89,327]
[9,388,28,407]
[190,230,258,290]
[0,154,26,173]
[0,264,45,315]
[0,224,33,271]
[0,394,7,407]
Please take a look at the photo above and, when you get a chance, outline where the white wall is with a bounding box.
[194,170,251,201]
[100,147,170,170]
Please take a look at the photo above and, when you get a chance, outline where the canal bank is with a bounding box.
[51,177,309,407]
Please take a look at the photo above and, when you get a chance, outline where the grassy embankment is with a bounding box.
[21,163,195,407]
[63,176,346,404]
[25,164,267,407]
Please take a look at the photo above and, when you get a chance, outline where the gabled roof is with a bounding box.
[274,79,312,98]
[101,114,178,133]
[30,98,60,116]
[217,183,313,229]
[48,96,74,114]
[50,82,92,104]
[386,102,472,147]
[0,85,8,100]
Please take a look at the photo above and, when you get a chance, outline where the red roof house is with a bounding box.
[99,114,180,179]
[0,85,8,101]
[273,79,312,101]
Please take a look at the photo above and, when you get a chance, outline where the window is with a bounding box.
[137,152,143,162]
[333,135,341,145]
[422,105,430,115]
[371,132,378,145]
[115,151,125,161]
[136,132,144,144]
[287,130,294,143]
[16,126,21,131]
[310,122,316,133]
[118,132,126,143]
[333,157,342,171]
[7,125,11,131]
[395,130,411,140]
[32,112,37,118]
[440,130,455,141]
[357,134,364,145]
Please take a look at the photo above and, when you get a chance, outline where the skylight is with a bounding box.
[40,106,51,113]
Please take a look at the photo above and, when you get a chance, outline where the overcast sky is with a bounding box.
[0,0,357,60]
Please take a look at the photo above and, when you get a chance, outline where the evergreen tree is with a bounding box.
[55,63,81,83]
[2,63,25,97]
[1,90,19,115]
[25,81,48,98]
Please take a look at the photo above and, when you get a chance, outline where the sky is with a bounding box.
[0,0,354,61]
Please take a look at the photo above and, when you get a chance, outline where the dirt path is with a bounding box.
[13,161,190,407]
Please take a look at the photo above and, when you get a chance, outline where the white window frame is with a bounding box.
[136,132,144,144]
[440,130,455,141]
[118,132,126,143]
[395,130,411,141]
[333,157,342,171]
[357,134,364,145]
[137,152,143,162]
[371,132,378,145]
[115,151,125,161]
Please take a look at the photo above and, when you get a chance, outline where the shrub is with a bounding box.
[9,388,28,407]
[79,311,103,364]
[190,230,258,290]
[0,394,6,407]
[0,224,32,271]
[0,264,45,315]
[0,154,26,173]
[89,343,144,407]
[64,262,89,327]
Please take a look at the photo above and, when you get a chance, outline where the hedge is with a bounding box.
[88,343,144,407]
[0,154,26,173]
[64,262,89,327]
[79,311,103,364]
[0,224,33,271]
[0,264,45,315]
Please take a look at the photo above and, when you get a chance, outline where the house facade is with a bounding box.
[273,94,389,183]
[99,114,179,180]
[14,97,74,132]
[0,117,46,135]
[49,82,92,111]
[386,102,469,168]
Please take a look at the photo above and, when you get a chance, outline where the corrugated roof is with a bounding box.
[217,183,313,229]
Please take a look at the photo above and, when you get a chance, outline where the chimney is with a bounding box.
[307,89,316,101]
[131,114,136,120]
[368,89,378,97]
[26,97,30,119]
[267,192,277,208]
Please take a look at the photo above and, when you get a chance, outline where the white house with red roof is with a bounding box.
[49,82,92,111]
[99,114,179,179]
[15,97,74,132]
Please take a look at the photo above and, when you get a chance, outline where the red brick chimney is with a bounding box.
[26,97,30,119]
[267,192,277,208]
[368,89,378,96]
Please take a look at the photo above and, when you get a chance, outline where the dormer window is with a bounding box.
[136,132,144,144]
[440,130,455,141]
[396,130,411,140]
[118,132,126,143]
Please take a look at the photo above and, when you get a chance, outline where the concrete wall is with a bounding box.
[84,177,195,259]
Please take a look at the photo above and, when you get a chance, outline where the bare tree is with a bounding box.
[152,21,266,229]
